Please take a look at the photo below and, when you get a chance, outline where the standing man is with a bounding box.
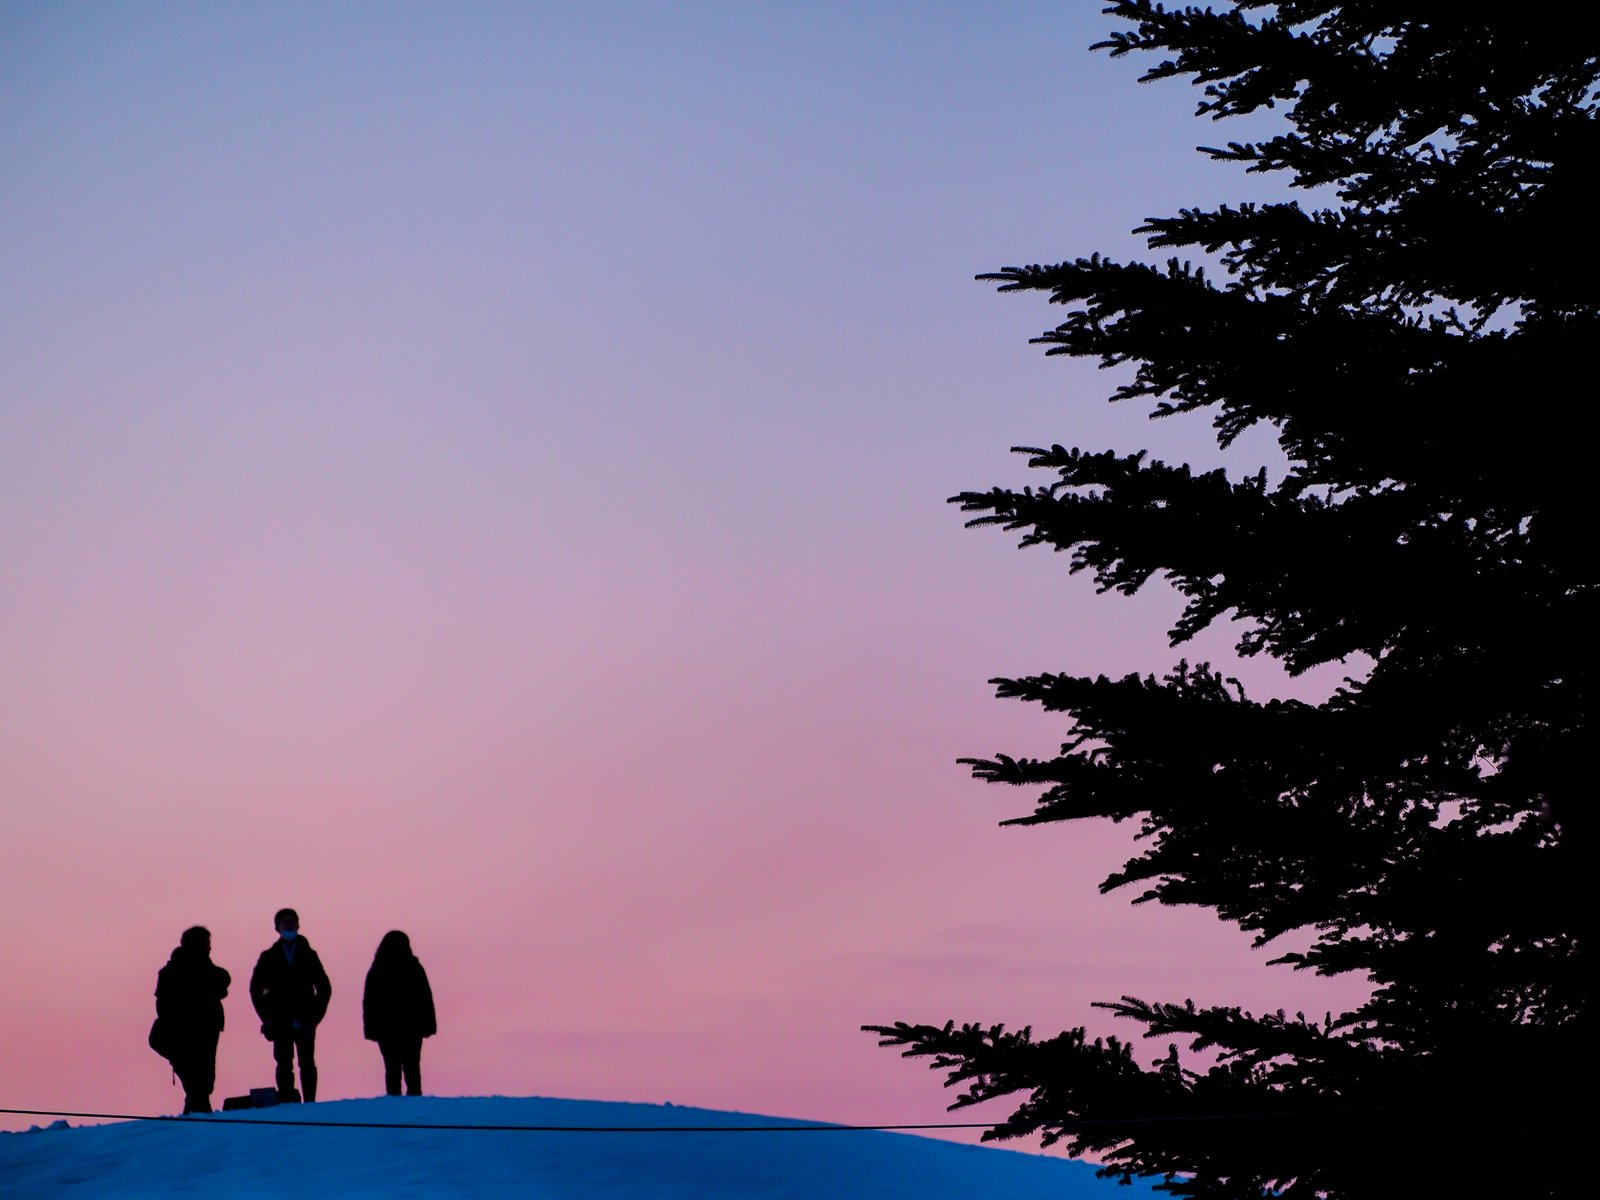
[250,907,332,1103]
[151,926,231,1114]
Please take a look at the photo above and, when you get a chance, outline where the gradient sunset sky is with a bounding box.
[1,2,1370,1138]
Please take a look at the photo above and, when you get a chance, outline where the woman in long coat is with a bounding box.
[362,930,437,1096]
[151,926,231,1114]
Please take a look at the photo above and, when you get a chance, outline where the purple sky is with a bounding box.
[1,2,1369,1137]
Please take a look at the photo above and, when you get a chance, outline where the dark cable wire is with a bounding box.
[0,1107,991,1132]
[0,1104,1433,1133]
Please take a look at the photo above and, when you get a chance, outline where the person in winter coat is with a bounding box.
[362,930,437,1096]
[151,926,231,1114]
[249,907,332,1102]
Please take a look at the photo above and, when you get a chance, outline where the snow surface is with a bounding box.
[0,1095,1161,1199]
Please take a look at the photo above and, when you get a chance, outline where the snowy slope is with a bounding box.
[0,1095,1160,1199]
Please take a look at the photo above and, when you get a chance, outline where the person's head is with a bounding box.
[274,908,300,938]
[376,930,411,961]
[179,926,211,955]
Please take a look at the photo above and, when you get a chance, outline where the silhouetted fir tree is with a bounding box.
[865,5,1594,1197]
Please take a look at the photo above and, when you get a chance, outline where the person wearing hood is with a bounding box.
[249,907,332,1102]
[362,930,437,1096]
[150,926,231,1114]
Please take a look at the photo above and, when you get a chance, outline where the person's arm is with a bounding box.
[311,951,332,1024]
[362,966,376,1041]
[419,966,437,1038]
[249,954,270,1021]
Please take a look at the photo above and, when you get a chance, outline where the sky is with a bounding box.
[0,1095,1165,1197]
[0,2,1372,1139]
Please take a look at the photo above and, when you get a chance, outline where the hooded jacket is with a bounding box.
[362,931,437,1043]
[154,944,231,1045]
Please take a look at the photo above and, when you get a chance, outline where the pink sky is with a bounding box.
[1,2,1371,1140]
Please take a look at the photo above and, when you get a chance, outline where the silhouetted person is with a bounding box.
[249,907,331,1102]
[151,926,230,1114]
[363,930,437,1096]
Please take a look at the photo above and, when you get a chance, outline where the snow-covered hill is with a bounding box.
[1,1095,1159,1199]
